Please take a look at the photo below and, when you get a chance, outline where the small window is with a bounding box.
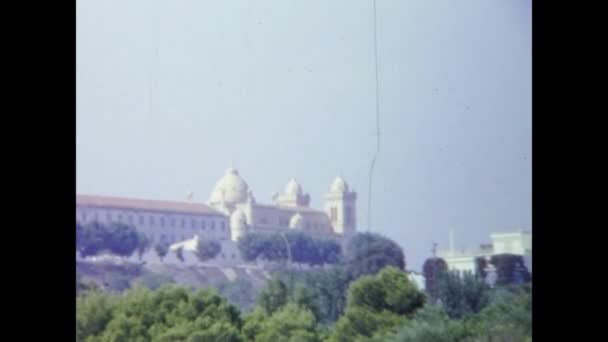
[221,221,225,230]
[94,213,99,222]
[106,212,112,220]
[160,217,165,227]
[139,215,144,224]
[118,214,123,222]
[181,219,185,228]
[192,219,197,229]
[128,215,133,224]
[211,221,215,230]
[170,218,175,227]
[150,216,155,225]
[201,220,206,229]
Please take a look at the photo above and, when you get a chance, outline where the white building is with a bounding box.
[76,167,357,265]
[437,230,532,275]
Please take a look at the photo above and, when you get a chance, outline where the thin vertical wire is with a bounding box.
[368,0,380,232]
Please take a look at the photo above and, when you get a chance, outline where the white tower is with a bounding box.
[324,176,357,235]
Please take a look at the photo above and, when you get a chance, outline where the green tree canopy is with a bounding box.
[422,257,448,303]
[243,303,320,342]
[328,266,425,341]
[77,286,244,342]
[195,239,222,262]
[155,243,169,263]
[343,233,406,279]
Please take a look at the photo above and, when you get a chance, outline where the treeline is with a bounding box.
[237,231,342,266]
[76,222,222,263]
[76,222,147,258]
[77,267,531,341]
[77,232,532,341]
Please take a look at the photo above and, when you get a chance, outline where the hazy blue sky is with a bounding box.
[77,0,531,270]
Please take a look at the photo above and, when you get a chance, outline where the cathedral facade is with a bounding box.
[76,167,357,265]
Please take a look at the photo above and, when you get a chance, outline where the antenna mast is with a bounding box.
[368,0,381,232]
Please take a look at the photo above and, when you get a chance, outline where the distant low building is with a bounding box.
[437,230,532,276]
[407,271,425,291]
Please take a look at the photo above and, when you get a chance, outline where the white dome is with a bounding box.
[209,167,250,206]
[330,176,349,193]
[289,212,304,229]
[284,178,303,196]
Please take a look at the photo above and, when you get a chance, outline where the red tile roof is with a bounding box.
[76,194,225,217]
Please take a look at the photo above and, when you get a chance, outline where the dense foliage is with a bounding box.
[342,232,406,279]
[422,257,448,303]
[77,221,143,258]
[237,231,341,266]
[436,270,490,319]
[328,267,426,341]
[77,231,531,341]
[195,239,222,262]
[154,243,169,262]
[77,286,243,342]
[490,254,532,286]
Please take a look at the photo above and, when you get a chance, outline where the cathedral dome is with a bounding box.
[209,167,250,206]
[284,178,303,196]
[330,176,349,193]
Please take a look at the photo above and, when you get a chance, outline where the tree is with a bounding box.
[76,290,116,341]
[105,222,140,257]
[343,232,406,279]
[436,270,489,319]
[175,246,185,263]
[238,232,342,266]
[78,221,144,259]
[136,232,150,261]
[328,266,425,341]
[218,277,259,313]
[79,221,108,257]
[347,266,425,316]
[391,304,472,342]
[243,303,321,342]
[155,243,169,263]
[257,277,288,315]
[77,286,244,342]
[422,257,448,303]
[490,254,531,286]
[195,239,222,263]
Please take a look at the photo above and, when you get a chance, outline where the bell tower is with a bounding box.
[324,176,357,235]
